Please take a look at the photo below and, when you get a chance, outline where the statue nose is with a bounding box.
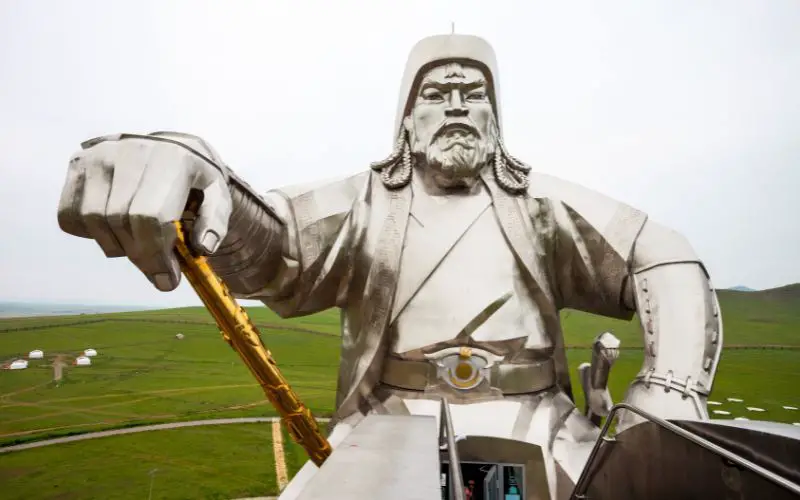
[445,89,468,117]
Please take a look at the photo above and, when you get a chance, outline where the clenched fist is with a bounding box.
[57,132,232,292]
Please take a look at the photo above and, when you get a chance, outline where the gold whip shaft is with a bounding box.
[173,219,332,467]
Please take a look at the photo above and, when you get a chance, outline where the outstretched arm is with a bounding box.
[206,180,295,299]
[141,132,297,300]
[57,129,363,319]
[617,219,722,431]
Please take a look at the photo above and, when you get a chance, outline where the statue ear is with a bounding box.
[402,115,415,145]
[402,115,413,134]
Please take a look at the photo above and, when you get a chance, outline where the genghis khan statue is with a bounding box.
[57,35,723,498]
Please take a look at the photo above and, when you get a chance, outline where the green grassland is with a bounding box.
[1,285,798,499]
[0,423,279,500]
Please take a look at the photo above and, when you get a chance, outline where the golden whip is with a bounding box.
[172,197,332,467]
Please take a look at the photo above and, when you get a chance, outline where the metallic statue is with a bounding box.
[57,34,724,499]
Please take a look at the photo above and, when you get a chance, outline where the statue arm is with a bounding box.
[543,177,720,429]
[206,185,296,301]
[616,219,722,431]
[212,170,371,318]
[138,132,298,304]
[147,132,366,319]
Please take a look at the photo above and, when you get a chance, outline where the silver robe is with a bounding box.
[213,166,648,423]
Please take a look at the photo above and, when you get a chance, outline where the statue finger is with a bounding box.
[129,246,182,292]
[105,140,151,257]
[79,158,125,257]
[127,149,192,290]
[57,151,91,238]
[191,176,232,255]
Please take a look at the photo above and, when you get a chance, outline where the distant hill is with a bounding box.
[0,301,157,318]
[727,285,756,292]
[751,282,800,301]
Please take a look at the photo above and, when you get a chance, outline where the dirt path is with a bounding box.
[272,420,289,491]
[0,417,304,500]
[0,416,330,454]
[1,383,257,406]
[52,355,67,383]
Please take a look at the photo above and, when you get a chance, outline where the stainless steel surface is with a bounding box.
[589,333,620,391]
[295,414,441,500]
[57,33,726,499]
[618,219,723,431]
[388,191,545,358]
[578,332,620,424]
[572,403,800,499]
[381,355,556,395]
[206,185,288,297]
[439,399,466,500]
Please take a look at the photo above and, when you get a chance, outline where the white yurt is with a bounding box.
[83,348,97,357]
[28,349,44,359]
[175,333,185,340]
[9,359,29,370]
[75,356,92,366]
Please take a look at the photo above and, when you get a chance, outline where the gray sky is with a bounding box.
[1,0,798,307]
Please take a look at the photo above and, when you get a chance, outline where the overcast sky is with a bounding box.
[1,0,798,307]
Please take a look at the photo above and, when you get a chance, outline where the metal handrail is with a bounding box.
[439,398,466,500]
[570,403,800,498]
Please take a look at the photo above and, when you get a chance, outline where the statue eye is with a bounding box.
[421,89,445,102]
[467,92,487,102]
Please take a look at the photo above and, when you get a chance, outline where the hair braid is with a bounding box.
[491,126,530,194]
[370,130,412,189]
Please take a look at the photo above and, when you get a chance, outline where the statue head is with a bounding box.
[371,34,530,193]
[404,62,496,188]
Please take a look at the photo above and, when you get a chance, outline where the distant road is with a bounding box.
[0,316,336,337]
[0,417,331,454]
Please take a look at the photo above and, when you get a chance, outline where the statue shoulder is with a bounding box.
[270,170,372,202]
[264,170,371,221]
[526,172,641,214]
[526,171,649,257]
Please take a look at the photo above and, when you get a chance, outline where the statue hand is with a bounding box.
[57,134,232,292]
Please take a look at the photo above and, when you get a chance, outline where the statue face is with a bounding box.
[404,62,496,188]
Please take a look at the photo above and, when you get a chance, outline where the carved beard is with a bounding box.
[414,127,495,186]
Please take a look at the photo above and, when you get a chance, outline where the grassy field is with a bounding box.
[0,423,280,500]
[1,285,798,498]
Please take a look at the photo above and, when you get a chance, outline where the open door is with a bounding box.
[483,465,501,500]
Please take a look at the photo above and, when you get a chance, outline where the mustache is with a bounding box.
[430,120,482,146]
[441,140,474,151]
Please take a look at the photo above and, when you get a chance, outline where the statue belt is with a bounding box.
[380,346,556,394]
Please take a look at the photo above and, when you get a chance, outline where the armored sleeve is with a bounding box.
[211,171,371,318]
[534,172,721,427]
[206,184,293,300]
[533,173,648,319]
[616,218,723,429]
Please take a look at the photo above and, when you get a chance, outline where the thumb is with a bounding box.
[191,177,232,255]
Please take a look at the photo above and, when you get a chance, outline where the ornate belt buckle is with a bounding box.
[424,346,502,391]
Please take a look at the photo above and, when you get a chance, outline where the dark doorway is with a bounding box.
[441,461,524,500]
